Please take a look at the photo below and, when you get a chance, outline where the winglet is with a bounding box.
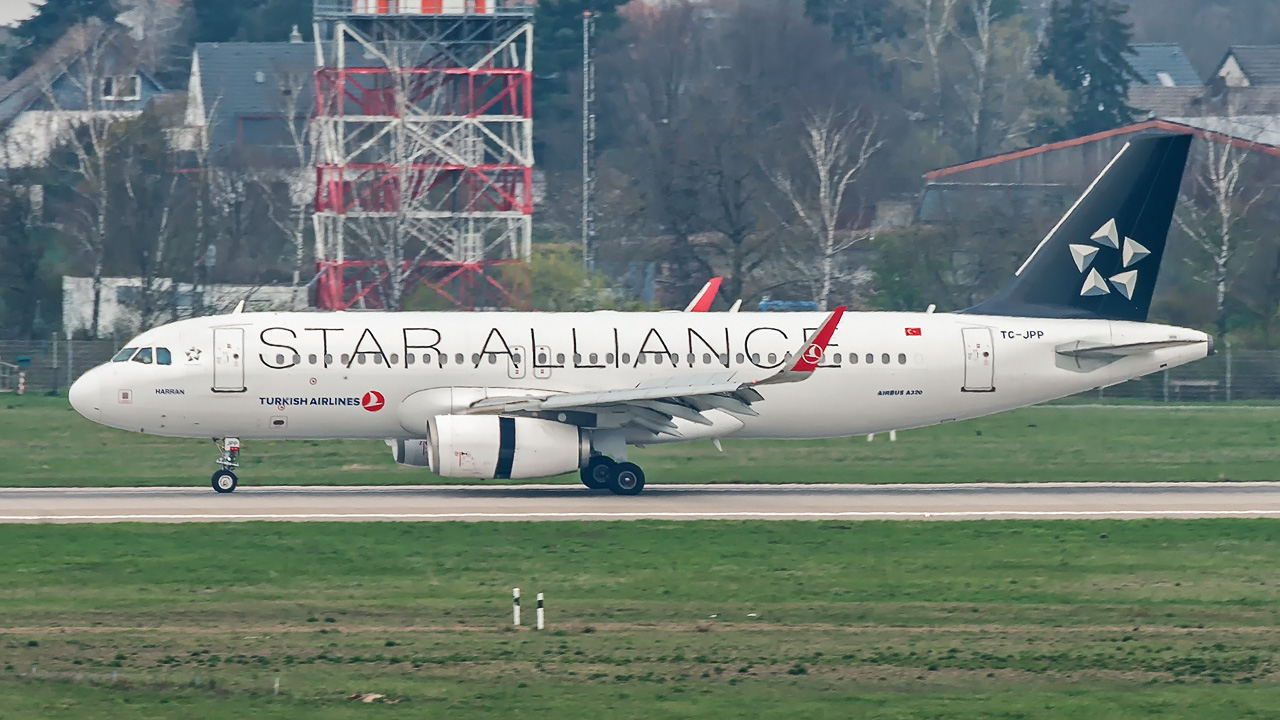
[684,277,722,312]
[755,306,846,385]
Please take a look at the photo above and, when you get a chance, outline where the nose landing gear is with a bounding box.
[211,437,240,493]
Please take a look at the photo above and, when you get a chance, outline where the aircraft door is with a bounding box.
[508,346,527,379]
[213,327,246,392]
[961,327,995,392]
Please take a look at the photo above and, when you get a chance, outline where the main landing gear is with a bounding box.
[581,455,646,496]
[211,437,240,493]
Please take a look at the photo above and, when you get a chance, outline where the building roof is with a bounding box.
[1222,46,1280,86]
[1129,85,1280,119]
[1167,115,1280,148]
[193,42,315,124]
[1130,44,1200,87]
[925,119,1280,181]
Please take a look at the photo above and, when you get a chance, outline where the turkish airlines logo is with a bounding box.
[802,344,823,364]
[361,391,385,412]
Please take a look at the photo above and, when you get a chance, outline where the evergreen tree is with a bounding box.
[6,0,118,77]
[1036,0,1141,139]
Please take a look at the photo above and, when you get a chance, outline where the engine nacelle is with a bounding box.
[428,415,589,479]
[388,438,432,467]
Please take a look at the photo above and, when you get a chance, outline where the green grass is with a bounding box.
[4,520,1280,717]
[4,394,1280,486]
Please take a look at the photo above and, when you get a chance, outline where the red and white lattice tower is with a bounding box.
[311,0,533,309]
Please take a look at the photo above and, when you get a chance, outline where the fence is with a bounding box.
[0,338,118,394]
[0,337,1276,402]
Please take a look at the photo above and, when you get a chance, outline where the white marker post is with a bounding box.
[17,371,24,396]
[513,587,521,626]
[536,593,545,630]
[890,430,897,442]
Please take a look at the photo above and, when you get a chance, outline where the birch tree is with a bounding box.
[905,0,958,125]
[39,23,135,338]
[1175,127,1265,338]
[258,66,312,310]
[770,109,883,311]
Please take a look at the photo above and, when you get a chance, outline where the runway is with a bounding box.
[5,482,1280,523]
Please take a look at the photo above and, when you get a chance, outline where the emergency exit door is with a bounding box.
[961,327,995,392]
[213,327,246,392]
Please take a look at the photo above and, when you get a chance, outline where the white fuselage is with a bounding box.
[70,310,1209,445]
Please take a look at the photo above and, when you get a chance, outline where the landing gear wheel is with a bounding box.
[581,456,616,490]
[211,470,238,494]
[607,462,645,496]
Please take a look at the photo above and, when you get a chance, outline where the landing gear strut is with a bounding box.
[211,437,240,493]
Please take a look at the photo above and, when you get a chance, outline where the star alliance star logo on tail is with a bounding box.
[1070,218,1150,300]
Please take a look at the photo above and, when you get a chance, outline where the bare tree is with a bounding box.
[904,0,958,125]
[256,66,313,310]
[37,22,138,338]
[953,0,995,158]
[1175,126,1266,338]
[770,109,883,311]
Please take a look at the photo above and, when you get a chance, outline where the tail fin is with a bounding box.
[962,133,1193,322]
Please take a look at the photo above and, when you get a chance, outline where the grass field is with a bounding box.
[4,394,1280,487]
[5,520,1280,717]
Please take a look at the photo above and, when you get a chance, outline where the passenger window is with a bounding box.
[833,353,842,364]
[341,353,350,364]
[406,354,415,366]
[654,354,664,365]
[865,353,874,364]
[358,355,367,365]
[767,353,777,365]
[736,353,745,364]
[537,352,547,364]
[751,353,760,364]
[719,353,729,365]
[898,353,907,365]
[850,353,858,365]
[638,355,647,365]
[488,354,497,365]
[574,353,582,364]
[589,353,598,364]
[132,348,153,364]
[702,353,711,365]
[113,347,137,362]
[621,353,631,364]
[556,353,566,364]
[276,354,285,365]
[455,353,464,365]
[882,353,891,365]
[324,354,333,365]
[606,353,615,365]
[373,354,383,365]
[391,353,399,365]
[292,354,301,365]
[156,347,172,365]
[513,354,522,364]
[471,353,480,365]
[308,354,318,365]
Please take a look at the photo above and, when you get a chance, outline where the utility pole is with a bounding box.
[581,10,597,272]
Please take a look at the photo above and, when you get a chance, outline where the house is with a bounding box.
[1130,43,1201,87]
[182,32,315,164]
[0,19,167,168]
[61,276,307,337]
[1213,46,1280,87]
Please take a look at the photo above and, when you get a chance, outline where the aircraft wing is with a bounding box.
[467,307,845,436]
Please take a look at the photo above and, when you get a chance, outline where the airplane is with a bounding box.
[69,133,1210,495]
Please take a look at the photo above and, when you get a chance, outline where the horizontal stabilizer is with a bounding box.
[1056,339,1206,359]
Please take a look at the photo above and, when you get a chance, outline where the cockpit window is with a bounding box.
[132,347,153,364]
[112,347,137,362]
[156,347,172,365]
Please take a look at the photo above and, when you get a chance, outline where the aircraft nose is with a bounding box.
[69,369,102,422]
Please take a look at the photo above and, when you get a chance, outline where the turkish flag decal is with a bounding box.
[361,391,385,412]
[905,328,922,336]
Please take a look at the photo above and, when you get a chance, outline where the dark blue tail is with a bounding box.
[962,133,1192,322]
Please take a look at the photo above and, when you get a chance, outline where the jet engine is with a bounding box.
[388,438,432,467]
[393,415,589,479]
